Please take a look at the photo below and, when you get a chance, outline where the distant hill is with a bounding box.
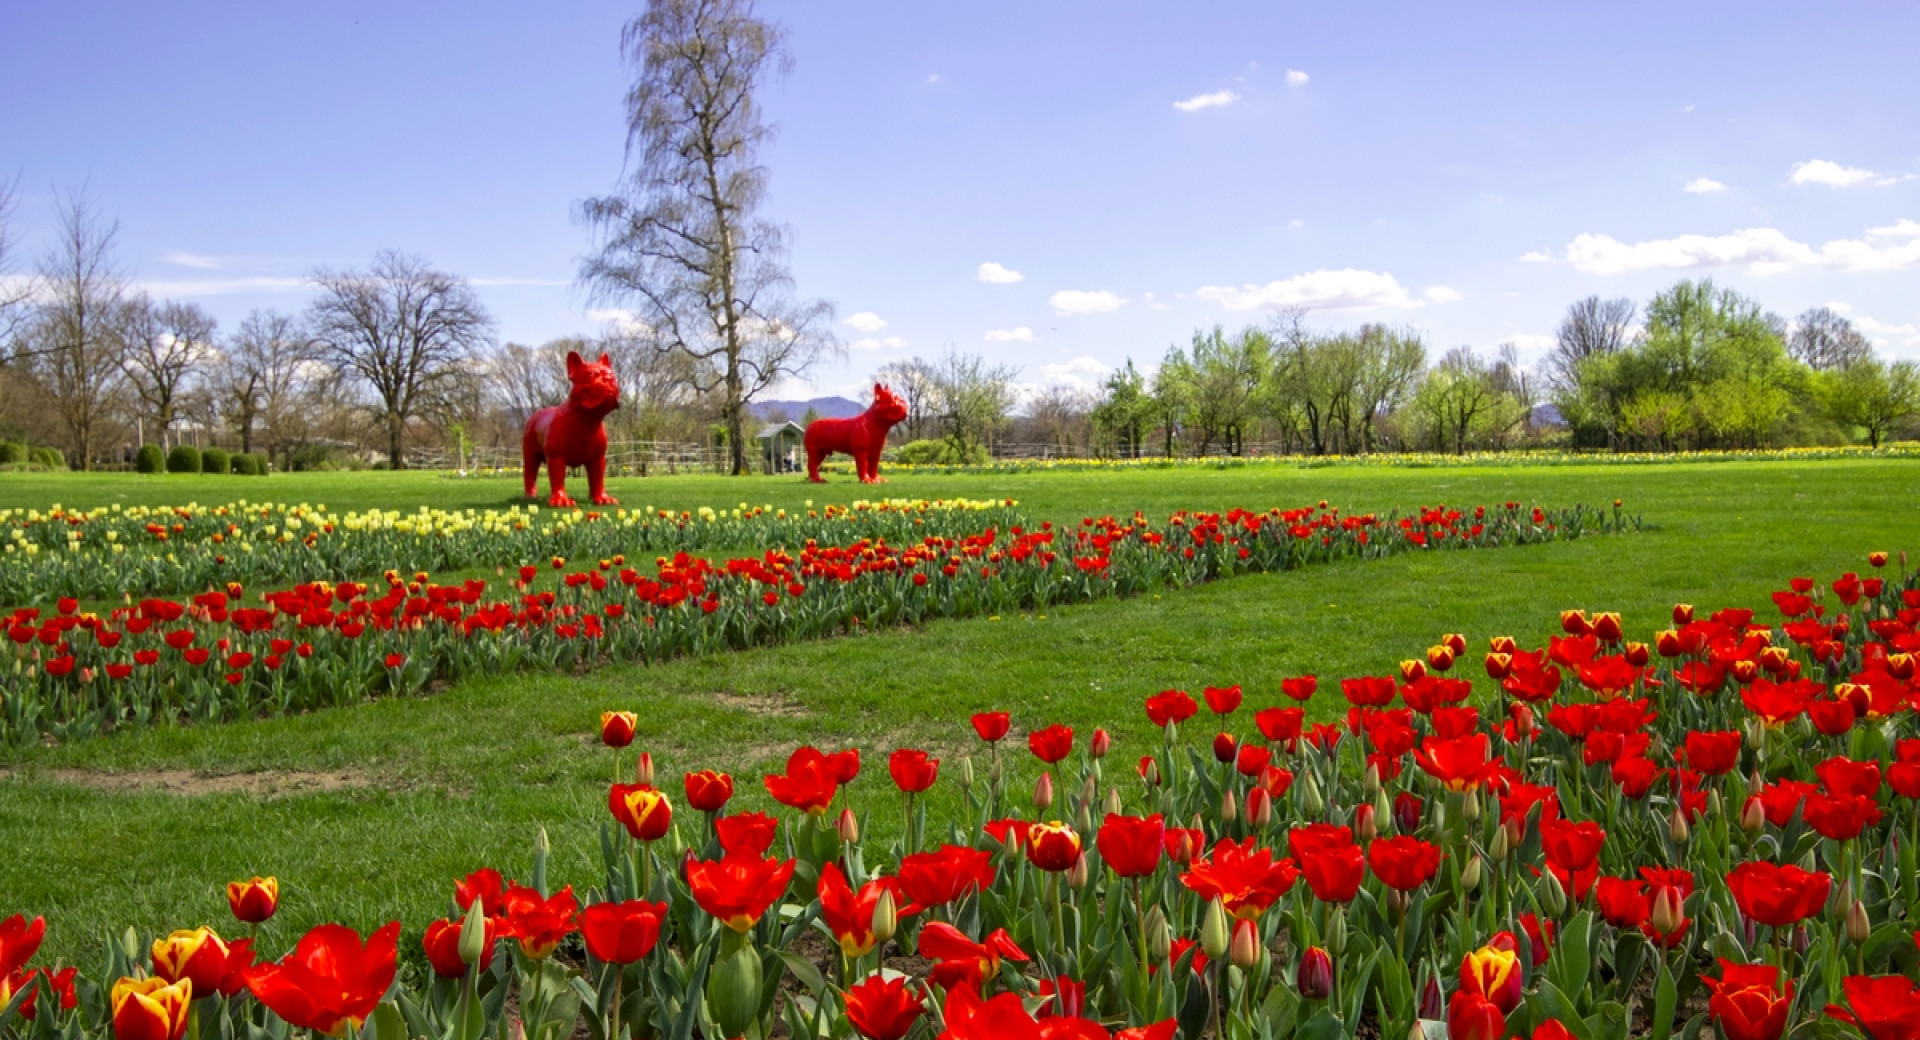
[749,396,864,421]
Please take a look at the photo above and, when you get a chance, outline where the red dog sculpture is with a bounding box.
[523,351,621,507]
[805,384,908,483]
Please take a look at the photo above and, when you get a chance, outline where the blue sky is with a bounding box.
[4,1,1918,399]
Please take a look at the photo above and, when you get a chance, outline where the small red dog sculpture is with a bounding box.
[805,383,908,483]
[523,351,621,507]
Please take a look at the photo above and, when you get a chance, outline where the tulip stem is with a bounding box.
[608,967,622,1040]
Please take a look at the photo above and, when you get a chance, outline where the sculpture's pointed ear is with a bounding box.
[566,351,583,376]
[874,382,884,396]
[598,353,611,367]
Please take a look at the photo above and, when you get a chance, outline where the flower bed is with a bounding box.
[1,502,1630,745]
[0,553,1912,1040]
[0,498,1019,604]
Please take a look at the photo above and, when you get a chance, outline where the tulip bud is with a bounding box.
[1363,762,1381,795]
[1220,788,1238,824]
[1484,652,1513,679]
[1068,852,1091,890]
[1739,796,1766,834]
[1419,974,1444,1020]
[1847,900,1870,945]
[457,896,488,968]
[1509,702,1534,737]
[1461,788,1481,821]
[1489,822,1509,863]
[1075,801,1094,842]
[1669,804,1690,844]
[1386,887,1409,921]
[1246,787,1273,829]
[1792,923,1810,957]
[1326,906,1348,956]
[1426,645,1455,673]
[1355,802,1378,842]
[1200,899,1231,961]
[1394,792,1422,835]
[1140,757,1162,787]
[1399,659,1426,682]
[636,751,654,786]
[1229,918,1261,970]
[1539,865,1566,915]
[706,946,764,1040]
[1145,907,1171,963]
[1461,855,1483,893]
[1103,787,1123,817]
[1673,603,1694,625]
[871,888,898,944]
[1212,732,1237,763]
[1034,771,1055,810]
[1297,772,1324,817]
[958,756,974,791]
[1297,946,1333,1000]
[1091,729,1112,759]
[1649,886,1685,938]
[836,807,860,844]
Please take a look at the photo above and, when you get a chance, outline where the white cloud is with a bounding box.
[1286,69,1309,87]
[1287,219,1305,229]
[1038,355,1112,391]
[850,336,908,352]
[587,308,652,335]
[925,73,940,85]
[1683,177,1727,194]
[132,277,309,297]
[467,277,567,287]
[1174,90,1239,112]
[843,311,888,333]
[984,327,1035,342]
[1193,268,1422,311]
[1048,289,1128,315]
[1519,250,1553,264]
[163,251,221,269]
[1788,159,1911,187]
[1424,286,1463,304]
[1560,221,1920,276]
[976,261,1024,284]
[1503,333,1557,359]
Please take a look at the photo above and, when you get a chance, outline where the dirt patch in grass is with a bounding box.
[707,690,811,718]
[38,768,383,798]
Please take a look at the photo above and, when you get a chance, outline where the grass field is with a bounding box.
[3,459,1917,963]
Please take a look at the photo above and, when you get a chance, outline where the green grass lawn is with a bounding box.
[2,459,1917,962]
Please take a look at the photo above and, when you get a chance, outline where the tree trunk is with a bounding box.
[389,414,406,470]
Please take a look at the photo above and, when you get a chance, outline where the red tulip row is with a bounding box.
[0,501,1632,745]
[2,551,1915,1040]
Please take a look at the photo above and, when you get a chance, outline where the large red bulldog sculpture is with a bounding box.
[523,351,620,507]
[805,383,908,483]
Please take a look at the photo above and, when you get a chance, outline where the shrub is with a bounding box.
[232,453,267,475]
[895,438,989,465]
[229,453,253,475]
[202,448,230,474]
[165,445,202,474]
[0,442,24,465]
[28,446,65,470]
[135,444,166,473]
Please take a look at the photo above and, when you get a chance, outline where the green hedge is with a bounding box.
[202,448,230,474]
[165,445,201,474]
[894,438,989,465]
[135,444,165,473]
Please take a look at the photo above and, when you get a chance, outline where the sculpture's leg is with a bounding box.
[864,446,886,483]
[588,454,617,506]
[522,443,542,499]
[547,458,576,507]
[806,444,828,483]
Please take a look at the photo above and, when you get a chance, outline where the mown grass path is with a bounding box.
[1,459,1916,961]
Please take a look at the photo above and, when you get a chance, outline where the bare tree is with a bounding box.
[931,349,1018,456]
[486,340,575,430]
[20,193,128,468]
[873,356,939,440]
[1546,296,1636,390]
[1023,385,1094,454]
[0,178,30,347]
[212,309,312,458]
[579,0,837,475]
[306,251,493,468]
[1788,307,1872,371]
[120,294,215,449]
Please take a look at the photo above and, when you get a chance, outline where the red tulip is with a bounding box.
[1824,975,1920,1040]
[687,852,796,932]
[1448,993,1506,1040]
[1281,676,1317,702]
[1804,791,1883,842]
[225,878,278,924]
[843,973,924,1040]
[1540,819,1606,901]
[1297,946,1333,1000]
[599,711,637,748]
[1212,732,1238,763]
[970,712,1010,742]
[1682,731,1742,776]
[1028,724,1074,763]
[1203,684,1243,715]
[1459,944,1522,1012]
[453,868,507,917]
[1367,836,1442,891]
[1703,960,1792,1040]
[0,916,45,977]
[243,921,400,1037]
[684,769,734,812]
[150,927,242,998]
[1727,861,1831,928]
[817,863,903,958]
[608,783,673,841]
[1144,690,1198,728]
[1097,813,1166,879]
[1594,877,1649,930]
[580,899,667,964]
[1817,757,1883,798]
[897,844,996,913]
[764,746,840,816]
[1255,707,1305,745]
[917,921,1028,994]
[1300,842,1366,903]
[1413,733,1496,791]
[887,748,939,793]
[500,885,578,958]
[717,811,778,856]
[1180,838,1299,919]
